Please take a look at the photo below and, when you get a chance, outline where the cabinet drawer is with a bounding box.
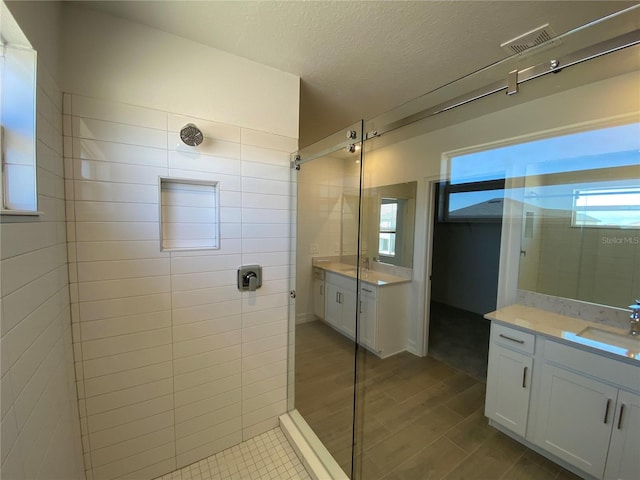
[360,285,377,298]
[544,340,640,393]
[492,323,535,354]
[325,272,356,292]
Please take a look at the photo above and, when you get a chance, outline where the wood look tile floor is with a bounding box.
[295,321,582,480]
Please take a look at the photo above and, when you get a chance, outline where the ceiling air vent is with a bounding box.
[500,24,559,56]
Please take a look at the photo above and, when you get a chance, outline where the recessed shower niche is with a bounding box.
[159,177,220,251]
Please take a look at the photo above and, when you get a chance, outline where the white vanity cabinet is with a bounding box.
[485,324,534,438]
[533,340,640,480]
[322,271,408,358]
[604,390,640,480]
[358,285,377,350]
[324,272,357,338]
[485,316,640,480]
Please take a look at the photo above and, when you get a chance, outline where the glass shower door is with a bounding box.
[289,122,364,478]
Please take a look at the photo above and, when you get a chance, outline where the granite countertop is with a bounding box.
[312,261,411,286]
[485,304,640,364]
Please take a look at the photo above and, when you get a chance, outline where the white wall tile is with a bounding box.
[72,117,167,149]
[174,374,241,408]
[169,151,240,176]
[240,129,297,154]
[172,345,241,377]
[172,331,241,359]
[85,379,173,417]
[77,258,169,282]
[72,138,167,168]
[79,293,170,322]
[90,442,174,480]
[80,311,171,342]
[87,395,173,434]
[83,345,172,379]
[172,301,241,326]
[173,316,240,343]
[75,201,159,223]
[175,404,240,440]
[175,417,240,456]
[75,222,159,242]
[64,93,297,478]
[168,114,241,144]
[78,276,170,302]
[168,133,240,160]
[84,361,172,397]
[241,177,291,196]
[174,388,240,424]
[82,328,171,360]
[72,95,167,130]
[74,158,168,185]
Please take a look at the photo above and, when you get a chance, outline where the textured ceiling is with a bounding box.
[79,1,637,146]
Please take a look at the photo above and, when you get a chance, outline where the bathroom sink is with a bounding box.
[577,326,640,351]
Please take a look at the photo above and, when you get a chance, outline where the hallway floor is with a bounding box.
[296,320,581,480]
[427,301,491,381]
[154,428,311,480]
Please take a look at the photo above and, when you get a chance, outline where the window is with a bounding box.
[572,186,640,229]
[379,199,398,257]
[438,179,506,223]
[0,3,38,215]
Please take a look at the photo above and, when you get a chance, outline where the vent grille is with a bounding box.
[501,24,559,56]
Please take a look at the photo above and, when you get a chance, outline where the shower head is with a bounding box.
[180,123,204,147]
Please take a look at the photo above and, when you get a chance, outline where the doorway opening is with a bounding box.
[427,179,505,379]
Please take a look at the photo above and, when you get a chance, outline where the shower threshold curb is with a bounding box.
[280,410,349,480]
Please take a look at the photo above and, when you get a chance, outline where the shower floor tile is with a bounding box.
[156,428,312,480]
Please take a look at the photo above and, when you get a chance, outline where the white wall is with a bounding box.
[0,57,85,480]
[65,93,297,479]
[1,2,85,479]
[60,4,299,139]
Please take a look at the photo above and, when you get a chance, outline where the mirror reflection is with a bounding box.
[342,182,417,268]
[516,122,640,309]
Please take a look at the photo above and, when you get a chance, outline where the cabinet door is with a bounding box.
[358,288,377,350]
[485,344,533,437]
[341,289,357,339]
[313,278,325,319]
[324,282,342,329]
[604,390,640,480]
[535,363,618,479]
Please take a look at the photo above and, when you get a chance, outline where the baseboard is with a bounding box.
[296,313,317,324]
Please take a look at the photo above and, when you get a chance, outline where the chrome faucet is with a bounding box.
[630,299,640,336]
[361,257,370,271]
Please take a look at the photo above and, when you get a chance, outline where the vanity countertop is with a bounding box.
[485,304,640,364]
[313,261,411,286]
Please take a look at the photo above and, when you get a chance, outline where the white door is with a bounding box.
[535,363,618,479]
[341,289,357,339]
[313,278,325,319]
[324,282,342,329]
[485,344,532,437]
[358,288,377,351]
[604,390,640,480]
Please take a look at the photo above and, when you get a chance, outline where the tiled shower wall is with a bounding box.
[0,67,85,478]
[64,94,296,479]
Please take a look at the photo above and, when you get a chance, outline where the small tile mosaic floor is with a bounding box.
[156,428,312,480]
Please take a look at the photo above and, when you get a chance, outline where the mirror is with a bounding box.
[342,181,417,268]
[516,122,640,310]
